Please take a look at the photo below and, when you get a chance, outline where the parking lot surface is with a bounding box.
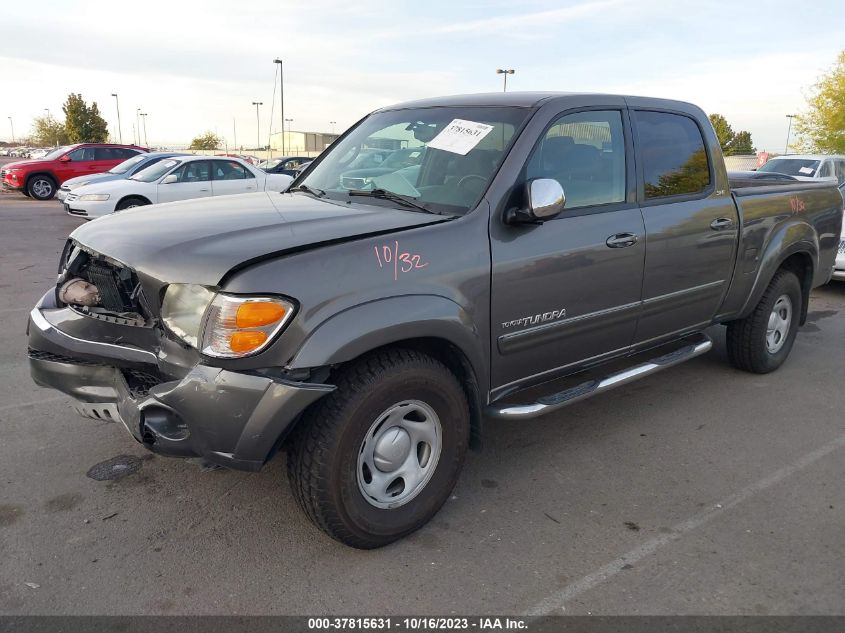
[1,183,844,615]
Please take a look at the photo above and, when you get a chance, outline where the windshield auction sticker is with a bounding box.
[427,119,495,155]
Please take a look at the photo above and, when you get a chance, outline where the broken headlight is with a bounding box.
[160,284,215,347]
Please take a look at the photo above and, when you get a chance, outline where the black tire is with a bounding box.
[726,269,802,373]
[26,174,57,200]
[115,197,149,210]
[21,189,31,198]
[287,348,470,549]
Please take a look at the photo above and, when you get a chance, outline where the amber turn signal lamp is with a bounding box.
[235,302,287,328]
[229,330,269,353]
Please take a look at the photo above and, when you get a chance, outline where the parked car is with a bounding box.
[28,148,51,160]
[259,156,313,177]
[726,170,798,185]
[757,154,845,185]
[57,152,189,201]
[2,143,148,200]
[62,155,293,218]
[27,93,843,548]
[835,221,845,282]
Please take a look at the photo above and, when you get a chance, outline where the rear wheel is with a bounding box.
[287,348,469,548]
[115,197,149,210]
[726,269,802,373]
[26,175,57,200]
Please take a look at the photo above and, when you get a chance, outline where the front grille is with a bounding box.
[838,239,845,255]
[121,369,162,398]
[1,169,7,178]
[28,348,104,366]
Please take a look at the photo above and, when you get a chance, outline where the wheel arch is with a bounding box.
[116,194,152,208]
[738,237,816,326]
[287,295,487,448]
[25,171,58,188]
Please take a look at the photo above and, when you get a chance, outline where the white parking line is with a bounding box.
[0,395,68,412]
[524,432,845,615]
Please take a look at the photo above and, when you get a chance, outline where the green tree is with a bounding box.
[794,50,845,153]
[30,115,69,146]
[62,93,109,143]
[708,114,735,151]
[189,131,222,150]
[729,130,755,155]
[708,112,756,156]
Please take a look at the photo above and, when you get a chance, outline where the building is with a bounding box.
[269,130,340,157]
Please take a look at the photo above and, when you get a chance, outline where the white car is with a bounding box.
[757,154,845,184]
[834,202,845,282]
[63,155,293,219]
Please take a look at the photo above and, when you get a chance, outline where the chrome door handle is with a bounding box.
[199,188,209,192]
[710,217,734,230]
[606,233,638,248]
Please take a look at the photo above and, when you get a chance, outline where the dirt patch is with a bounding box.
[0,504,24,527]
[44,493,84,513]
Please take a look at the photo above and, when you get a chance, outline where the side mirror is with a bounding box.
[161,174,178,184]
[505,178,565,225]
[59,155,71,163]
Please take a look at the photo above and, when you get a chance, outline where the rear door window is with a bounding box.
[634,111,711,199]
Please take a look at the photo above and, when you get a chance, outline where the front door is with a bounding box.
[630,109,738,344]
[157,160,212,203]
[490,108,645,396]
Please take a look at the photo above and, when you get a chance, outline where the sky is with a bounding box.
[1,0,843,152]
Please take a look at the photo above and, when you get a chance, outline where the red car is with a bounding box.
[2,143,148,200]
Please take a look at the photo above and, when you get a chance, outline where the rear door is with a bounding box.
[156,160,212,203]
[631,109,738,344]
[490,105,645,394]
[92,147,121,175]
[209,160,258,196]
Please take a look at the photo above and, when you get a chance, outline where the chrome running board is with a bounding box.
[486,333,713,420]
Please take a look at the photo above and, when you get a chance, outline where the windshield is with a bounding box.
[260,159,282,170]
[758,158,820,177]
[299,106,530,214]
[130,159,179,182]
[109,154,149,174]
[43,146,72,160]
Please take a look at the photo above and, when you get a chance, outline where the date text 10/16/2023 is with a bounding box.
[374,241,429,281]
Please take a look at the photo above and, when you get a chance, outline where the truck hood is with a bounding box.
[69,191,451,285]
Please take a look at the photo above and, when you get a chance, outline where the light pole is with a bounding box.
[233,117,237,152]
[140,113,148,147]
[784,114,796,155]
[111,93,123,143]
[330,121,336,134]
[284,118,293,152]
[496,68,515,92]
[7,117,14,144]
[273,59,285,155]
[135,108,141,146]
[252,102,263,152]
[44,109,56,145]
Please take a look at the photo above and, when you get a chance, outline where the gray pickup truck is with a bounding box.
[28,93,843,548]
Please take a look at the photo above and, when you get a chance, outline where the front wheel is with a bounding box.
[26,175,57,200]
[115,197,149,211]
[287,349,469,548]
[726,269,802,373]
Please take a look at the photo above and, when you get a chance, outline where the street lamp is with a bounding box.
[111,93,123,143]
[784,114,796,155]
[140,113,149,147]
[496,68,515,92]
[136,108,141,146]
[7,117,14,144]
[284,118,293,151]
[252,102,263,152]
[273,59,285,155]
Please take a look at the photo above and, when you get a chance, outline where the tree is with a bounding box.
[30,115,69,146]
[189,131,222,150]
[62,93,109,143]
[730,131,755,155]
[708,113,756,156]
[708,114,735,151]
[794,50,845,153]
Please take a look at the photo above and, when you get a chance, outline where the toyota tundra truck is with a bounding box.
[27,93,843,548]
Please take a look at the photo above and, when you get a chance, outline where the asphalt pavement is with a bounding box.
[0,176,843,615]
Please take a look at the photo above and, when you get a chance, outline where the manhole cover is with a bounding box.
[86,455,143,481]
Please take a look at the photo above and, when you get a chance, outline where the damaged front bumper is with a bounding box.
[27,296,334,471]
